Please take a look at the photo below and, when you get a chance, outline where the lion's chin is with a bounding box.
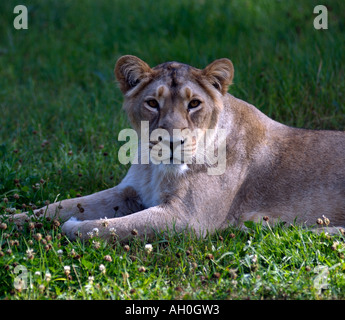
[155,162,189,176]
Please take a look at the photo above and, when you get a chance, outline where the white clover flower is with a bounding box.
[57,249,63,256]
[92,228,99,236]
[322,215,330,226]
[104,255,112,262]
[26,248,34,256]
[331,241,340,251]
[145,244,153,254]
[64,265,71,275]
[101,217,109,228]
[99,264,106,274]
[92,241,101,250]
[45,272,52,281]
[87,231,94,238]
[34,271,41,276]
[70,248,76,257]
[109,227,116,236]
[26,248,34,259]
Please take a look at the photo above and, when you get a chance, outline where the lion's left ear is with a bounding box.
[202,58,234,95]
[115,55,152,94]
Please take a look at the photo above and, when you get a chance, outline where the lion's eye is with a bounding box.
[146,99,159,109]
[188,99,201,110]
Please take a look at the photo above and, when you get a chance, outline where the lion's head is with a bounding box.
[114,55,234,166]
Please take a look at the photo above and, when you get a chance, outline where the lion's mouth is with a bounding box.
[148,139,197,164]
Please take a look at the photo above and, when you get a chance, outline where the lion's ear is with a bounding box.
[115,55,152,93]
[202,58,234,95]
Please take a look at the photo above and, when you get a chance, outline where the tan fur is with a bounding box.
[13,56,345,241]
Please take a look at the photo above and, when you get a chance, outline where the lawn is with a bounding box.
[0,0,345,300]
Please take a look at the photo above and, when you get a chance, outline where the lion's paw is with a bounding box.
[61,217,85,240]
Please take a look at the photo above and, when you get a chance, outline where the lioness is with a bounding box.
[13,55,345,240]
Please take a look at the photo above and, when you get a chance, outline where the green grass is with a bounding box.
[0,0,345,300]
[1,217,345,300]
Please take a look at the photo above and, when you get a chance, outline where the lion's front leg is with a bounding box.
[62,205,192,242]
[12,186,143,226]
[10,199,80,226]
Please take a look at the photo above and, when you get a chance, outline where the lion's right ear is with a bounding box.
[115,55,152,94]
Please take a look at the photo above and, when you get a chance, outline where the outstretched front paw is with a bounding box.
[61,217,86,240]
[61,217,117,241]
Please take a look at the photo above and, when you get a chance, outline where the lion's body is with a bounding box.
[14,56,345,240]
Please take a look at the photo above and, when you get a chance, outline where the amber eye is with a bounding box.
[188,99,201,109]
[146,99,159,109]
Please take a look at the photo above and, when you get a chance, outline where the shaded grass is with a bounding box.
[0,0,345,299]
